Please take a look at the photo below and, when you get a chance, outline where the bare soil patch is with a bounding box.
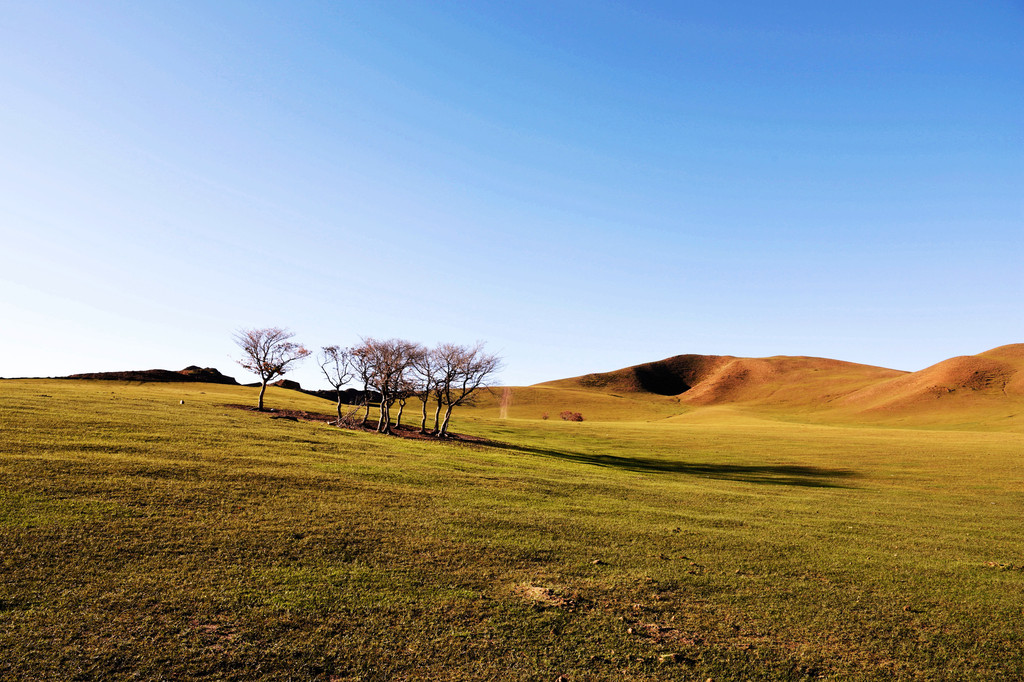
[223,404,491,443]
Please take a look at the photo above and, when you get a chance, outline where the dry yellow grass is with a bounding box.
[3,375,1024,679]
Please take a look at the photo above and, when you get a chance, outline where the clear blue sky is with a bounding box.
[2,1,1021,389]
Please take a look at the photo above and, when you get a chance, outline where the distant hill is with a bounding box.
[62,367,375,404]
[65,366,239,385]
[538,345,1024,419]
[837,344,1024,414]
[539,353,903,407]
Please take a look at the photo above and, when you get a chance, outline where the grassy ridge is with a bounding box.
[2,379,1024,679]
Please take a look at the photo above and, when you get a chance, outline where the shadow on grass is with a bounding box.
[482,441,857,488]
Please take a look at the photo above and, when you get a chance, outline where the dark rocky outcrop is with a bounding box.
[65,366,239,385]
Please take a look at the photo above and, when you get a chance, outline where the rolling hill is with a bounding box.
[538,353,905,408]
[836,344,1024,417]
[535,345,1024,427]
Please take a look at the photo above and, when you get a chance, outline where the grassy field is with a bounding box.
[2,378,1023,680]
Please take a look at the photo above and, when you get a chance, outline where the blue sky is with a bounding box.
[1,1,1021,388]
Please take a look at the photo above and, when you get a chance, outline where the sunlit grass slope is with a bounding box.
[474,385,686,422]
[3,378,1024,679]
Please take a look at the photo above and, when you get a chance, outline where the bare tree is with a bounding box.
[383,340,421,434]
[234,327,310,410]
[434,342,501,437]
[318,345,354,424]
[357,338,422,435]
[350,344,376,427]
[392,373,418,430]
[413,346,441,434]
[431,344,461,434]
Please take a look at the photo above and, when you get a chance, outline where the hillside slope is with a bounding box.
[536,345,1024,427]
[837,344,1024,415]
[539,353,903,408]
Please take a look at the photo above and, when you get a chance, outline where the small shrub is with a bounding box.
[560,410,584,422]
[541,412,549,420]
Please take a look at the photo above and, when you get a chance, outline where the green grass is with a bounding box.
[2,379,1023,679]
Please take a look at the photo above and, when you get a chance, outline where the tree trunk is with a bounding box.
[419,396,429,434]
[432,399,443,434]
[378,396,391,434]
[361,390,371,426]
[395,398,406,429]
[258,380,268,411]
[439,404,454,437]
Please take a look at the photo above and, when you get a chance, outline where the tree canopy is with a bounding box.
[234,327,311,410]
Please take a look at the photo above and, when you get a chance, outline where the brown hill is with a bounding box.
[66,366,239,385]
[539,353,904,409]
[838,344,1024,413]
[676,356,904,407]
[539,345,1024,420]
[542,354,733,395]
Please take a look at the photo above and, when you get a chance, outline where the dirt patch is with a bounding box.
[515,584,569,607]
[511,583,589,611]
[223,404,491,443]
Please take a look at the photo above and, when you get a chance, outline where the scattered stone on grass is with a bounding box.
[659,652,692,665]
[985,561,1023,571]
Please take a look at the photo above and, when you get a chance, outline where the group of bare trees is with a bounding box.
[234,328,500,438]
[343,338,500,437]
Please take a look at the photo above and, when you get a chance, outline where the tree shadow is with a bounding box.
[480,440,857,488]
